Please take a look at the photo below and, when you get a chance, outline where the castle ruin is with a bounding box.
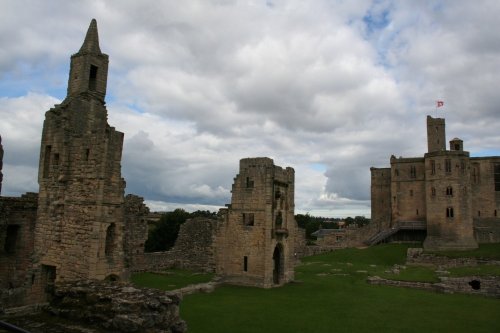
[0,19,150,309]
[216,158,297,287]
[0,20,300,313]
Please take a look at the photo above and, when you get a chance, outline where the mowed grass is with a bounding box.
[131,269,213,291]
[428,242,500,259]
[179,244,500,333]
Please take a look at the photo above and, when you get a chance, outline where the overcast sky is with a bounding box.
[1,0,499,217]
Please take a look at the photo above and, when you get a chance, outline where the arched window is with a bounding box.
[446,207,454,218]
[446,186,453,196]
[410,166,416,178]
[105,223,116,256]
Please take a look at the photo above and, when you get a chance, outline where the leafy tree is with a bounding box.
[144,209,218,252]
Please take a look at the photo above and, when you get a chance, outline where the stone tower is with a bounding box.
[216,158,297,288]
[424,120,477,250]
[427,115,446,152]
[34,19,127,282]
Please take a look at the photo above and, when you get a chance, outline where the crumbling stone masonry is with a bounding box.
[47,280,186,333]
[0,193,38,308]
[124,194,150,269]
[216,157,298,287]
[131,217,219,273]
[33,19,127,285]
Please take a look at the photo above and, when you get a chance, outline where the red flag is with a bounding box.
[436,100,444,107]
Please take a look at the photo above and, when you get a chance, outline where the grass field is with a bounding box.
[428,242,500,259]
[131,269,213,291]
[177,244,500,333]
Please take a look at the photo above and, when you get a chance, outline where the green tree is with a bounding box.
[144,209,218,252]
[144,208,190,252]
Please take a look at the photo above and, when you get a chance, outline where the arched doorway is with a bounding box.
[273,243,284,285]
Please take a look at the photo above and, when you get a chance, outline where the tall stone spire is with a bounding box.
[78,19,102,54]
[67,19,109,100]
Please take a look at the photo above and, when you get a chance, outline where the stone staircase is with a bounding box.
[364,221,426,246]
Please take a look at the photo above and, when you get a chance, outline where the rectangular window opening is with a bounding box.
[494,165,500,191]
[445,159,452,173]
[43,145,52,178]
[243,256,248,272]
[243,213,254,226]
[4,225,20,254]
[410,165,416,178]
[89,65,98,91]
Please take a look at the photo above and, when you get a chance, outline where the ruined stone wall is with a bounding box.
[130,217,220,273]
[124,194,149,269]
[294,227,307,259]
[367,275,500,298]
[405,248,500,268]
[0,193,38,308]
[46,280,186,333]
[169,217,219,272]
[216,158,297,288]
[33,20,127,284]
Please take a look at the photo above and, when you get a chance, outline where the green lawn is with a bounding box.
[428,242,500,259]
[178,244,500,333]
[131,269,213,291]
[448,265,500,277]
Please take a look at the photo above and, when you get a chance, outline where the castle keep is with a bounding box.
[370,115,500,250]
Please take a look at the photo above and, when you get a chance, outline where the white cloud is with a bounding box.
[1,0,500,217]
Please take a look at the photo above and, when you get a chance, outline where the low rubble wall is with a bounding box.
[367,275,500,298]
[406,248,500,268]
[46,280,187,333]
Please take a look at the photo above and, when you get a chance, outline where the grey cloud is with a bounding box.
[1,1,500,218]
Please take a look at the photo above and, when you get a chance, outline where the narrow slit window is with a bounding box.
[410,165,416,178]
[243,256,248,272]
[446,186,453,196]
[43,145,52,178]
[445,159,452,173]
[89,65,98,91]
[105,223,116,256]
[446,207,454,218]
[494,165,500,191]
